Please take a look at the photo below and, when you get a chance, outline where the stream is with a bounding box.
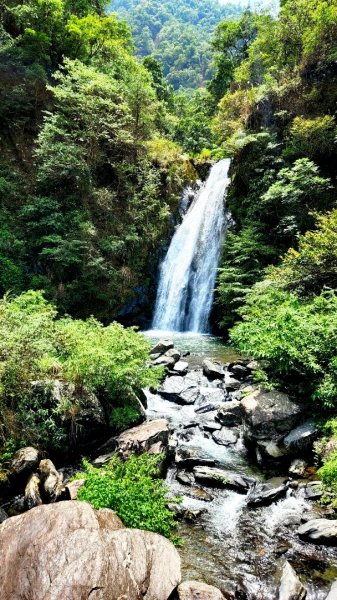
[145,332,337,599]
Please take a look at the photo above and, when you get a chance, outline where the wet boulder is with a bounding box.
[216,401,244,427]
[193,466,255,493]
[11,447,39,477]
[175,447,216,470]
[160,376,201,405]
[0,501,181,600]
[115,419,170,459]
[39,459,64,503]
[24,473,43,510]
[241,389,302,442]
[247,483,288,508]
[202,360,224,380]
[279,561,307,600]
[151,339,174,355]
[298,519,337,545]
[212,429,238,446]
[177,470,195,486]
[224,373,241,391]
[229,364,250,380]
[173,361,189,375]
[153,355,176,368]
[177,580,225,599]
[283,420,318,454]
[166,348,181,362]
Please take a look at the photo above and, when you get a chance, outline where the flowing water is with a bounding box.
[152,159,231,333]
[148,160,337,597]
[145,352,337,599]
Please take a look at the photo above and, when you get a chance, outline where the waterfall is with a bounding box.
[152,159,231,333]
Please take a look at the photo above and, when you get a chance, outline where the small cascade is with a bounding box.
[152,159,231,333]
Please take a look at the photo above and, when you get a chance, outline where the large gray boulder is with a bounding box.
[193,466,255,493]
[0,501,181,600]
[159,376,201,405]
[279,561,306,600]
[241,389,301,442]
[298,519,337,545]
[283,420,318,453]
[177,580,225,599]
[11,447,39,477]
[115,419,170,459]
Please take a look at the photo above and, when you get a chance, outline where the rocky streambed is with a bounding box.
[143,336,337,599]
[1,335,337,599]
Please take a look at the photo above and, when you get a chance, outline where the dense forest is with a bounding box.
[108,0,243,89]
[1,1,337,597]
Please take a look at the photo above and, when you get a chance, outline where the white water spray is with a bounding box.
[152,159,231,332]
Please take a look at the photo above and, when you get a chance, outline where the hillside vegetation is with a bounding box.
[109,0,243,90]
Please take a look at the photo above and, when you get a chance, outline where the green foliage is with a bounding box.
[261,159,331,245]
[270,210,337,296]
[77,454,179,541]
[0,290,161,451]
[109,404,140,431]
[109,0,244,90]
[230,284,337,407]
[216,226,277,330]
[289,115,337,160]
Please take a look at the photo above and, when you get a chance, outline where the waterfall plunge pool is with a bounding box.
[144,330,239,369]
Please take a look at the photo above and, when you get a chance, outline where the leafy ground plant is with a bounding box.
[76,453,180,542]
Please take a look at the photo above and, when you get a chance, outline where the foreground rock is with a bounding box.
[177,580,225,599]
[298,519,337,546]
[242,389,301,442]
[278,561,307,600]
[0,501,181,599]
[194,466,255,493]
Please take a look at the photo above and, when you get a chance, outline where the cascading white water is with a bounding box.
[152,159,231,333]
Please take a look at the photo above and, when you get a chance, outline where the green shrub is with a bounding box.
[230,285,337,407]
[77,454,180,541]
[109,404,141,431]
[0,290,161,450]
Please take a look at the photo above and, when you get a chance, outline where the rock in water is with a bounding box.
[278,561,307,600]
[202,360,224,380]
[0,501,181,599]
[177,580,225,599]
[298,519,337,545]
[193,466,255,493]
[11,447,39,477]
[283,420,318,453]
[216,401,243,427]
[151,340,174,355]
[247,483,288,508]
